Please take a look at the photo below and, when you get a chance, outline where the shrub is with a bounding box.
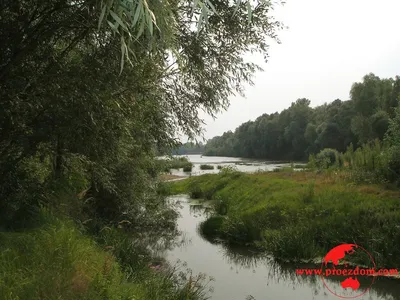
[199,164,214,170]
[188,182,203,199]
[386,146,400,184]
[183,165,192,172]
[199,216,225,238]
[219,165,240,175]
[157,157,193,172]
[315,148,341,169]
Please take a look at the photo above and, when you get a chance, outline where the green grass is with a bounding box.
[167,170,400,268]
[0,213,139,300]
[0,209,211,300]
[199,164,214,170]
[293,164,308,169]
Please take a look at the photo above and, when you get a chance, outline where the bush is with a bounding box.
[199,164,214,170]
[217,165,223,169]
[386,146,400,184]
[314,148,341,169]
[183,165,192,172]
[188,182,203,199]
[219,165,240,175]
[199,216,225,238]
[157,157,193,173]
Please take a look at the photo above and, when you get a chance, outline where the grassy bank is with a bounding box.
[0,208,210,300]
[165,169,400,268]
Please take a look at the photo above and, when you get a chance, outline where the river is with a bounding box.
[164,195,400,300]
[161,155,400,300]
[165,154,297,177]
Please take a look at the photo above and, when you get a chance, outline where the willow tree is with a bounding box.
[0,0,282,226]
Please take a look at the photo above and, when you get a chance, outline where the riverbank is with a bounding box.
[164,169,400,268]
[0,210,209,300]
[160,174,187,181]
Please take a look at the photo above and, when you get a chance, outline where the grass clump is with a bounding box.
[199,216,225,238]
[200,164,214,170]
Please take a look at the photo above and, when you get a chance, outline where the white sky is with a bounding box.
[194,0,400,141]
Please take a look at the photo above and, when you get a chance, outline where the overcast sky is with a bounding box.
[194,0,400,141]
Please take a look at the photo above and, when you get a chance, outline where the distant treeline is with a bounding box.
[204,73,400,160]
[169,142,205,155]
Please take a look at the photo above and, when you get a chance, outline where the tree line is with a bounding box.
[172,142,205,155]
[203,73,400,161]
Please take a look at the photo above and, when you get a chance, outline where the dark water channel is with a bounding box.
[164,195,400,300]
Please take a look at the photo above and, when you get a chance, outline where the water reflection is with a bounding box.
[165,195,400,300]
[220,245,400,300]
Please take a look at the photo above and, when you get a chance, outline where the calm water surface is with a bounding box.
[164,154,295,177]
[164,195,400,300]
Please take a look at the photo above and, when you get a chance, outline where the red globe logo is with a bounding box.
[320,243,376,298]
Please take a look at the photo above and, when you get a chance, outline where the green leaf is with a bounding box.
[110,10,128,31]
[120,36,126,74]
[136,18,145,39]
[148,10,159,31]
[203,5,209,27]
[124,42,134,66]
[205,0,217,15]
[98,4,107,30]
[197,12,203,34]
[107,20,119,33]
[233,0,242,16]
[127,46,137,61]
[132,0,142,27]
[147,11,153,35]
[247,1,252,23]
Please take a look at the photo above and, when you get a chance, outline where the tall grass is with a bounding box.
[0,209,211,300]
[0,212,138,300]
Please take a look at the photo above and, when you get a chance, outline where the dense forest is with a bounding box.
[204,73,400,160]
[172,142,205,155]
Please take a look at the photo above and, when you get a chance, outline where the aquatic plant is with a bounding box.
[200,164,214,170]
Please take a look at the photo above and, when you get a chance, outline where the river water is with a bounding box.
[164,195,400,300]
[165,154,296,177]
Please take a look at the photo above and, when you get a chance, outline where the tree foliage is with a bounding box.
[204,73,400,161]
[0,0,282,227]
